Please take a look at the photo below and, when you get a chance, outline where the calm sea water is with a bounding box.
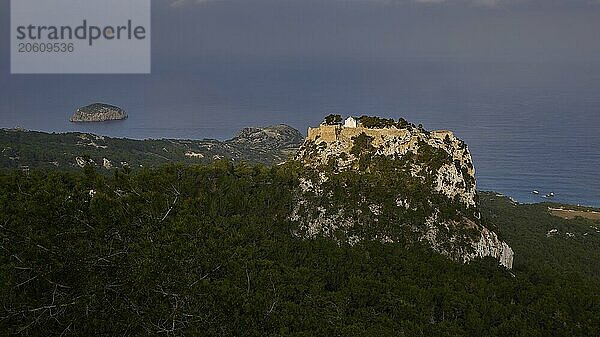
[2,59,599,206]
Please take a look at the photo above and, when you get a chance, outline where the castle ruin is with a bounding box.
[307,116,455,148]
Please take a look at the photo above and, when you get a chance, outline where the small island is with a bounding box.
[69,103,127,123]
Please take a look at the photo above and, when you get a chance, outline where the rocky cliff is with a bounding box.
[70,103,127,123]
[225,124,304,163]
[292,116,514,268]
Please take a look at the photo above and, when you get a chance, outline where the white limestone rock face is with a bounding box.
[299,123,477,208]
[292,117,514,268]
[468,228,514,269]
[75,156,95,168]
[103,158,113,169]
[185,151,205,159]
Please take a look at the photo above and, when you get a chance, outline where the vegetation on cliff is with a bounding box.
[296,118,511,267]
[323,114,343,125]
[356,115,413,129]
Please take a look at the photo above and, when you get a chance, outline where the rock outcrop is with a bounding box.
[292,116,514,268]
[229,124,304,149]
[70,103,127,123]
[224,124,305,164]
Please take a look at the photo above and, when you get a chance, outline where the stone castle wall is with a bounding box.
[308,125,453,147]
[431,130,454,140]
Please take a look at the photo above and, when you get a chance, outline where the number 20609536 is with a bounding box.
[18,42,74,53]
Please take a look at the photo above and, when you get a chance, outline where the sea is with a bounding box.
[1,59,599,207]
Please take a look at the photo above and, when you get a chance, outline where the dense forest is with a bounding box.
[479,192,600,278]
[1,163,599,335]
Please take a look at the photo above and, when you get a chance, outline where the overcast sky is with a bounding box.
[153,0,600,63]
[1,0,600,137]
[2,0,600,70]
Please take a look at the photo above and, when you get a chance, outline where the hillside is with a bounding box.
[479,192,600,277]
[0,164,598,336]
[0,124,303,170]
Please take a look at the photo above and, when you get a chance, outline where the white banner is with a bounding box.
[11,0,151,74]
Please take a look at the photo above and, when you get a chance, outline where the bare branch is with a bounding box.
[15,275,38,289]
[189,264,222,288]
[267,301,277,315]
[160,195,179,223]
[246,268,251,295]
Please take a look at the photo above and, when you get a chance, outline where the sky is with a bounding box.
[155,0,600,64]
[1,0,600,134]
[2,0,600,69]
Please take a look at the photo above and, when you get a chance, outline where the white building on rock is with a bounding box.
[344,116,357,128]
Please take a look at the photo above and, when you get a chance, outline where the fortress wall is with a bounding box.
[306,125,472,173]
[308,125,411,146]
[336,127,410,146]
[431,130,454,140]
[307,125,339,142]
